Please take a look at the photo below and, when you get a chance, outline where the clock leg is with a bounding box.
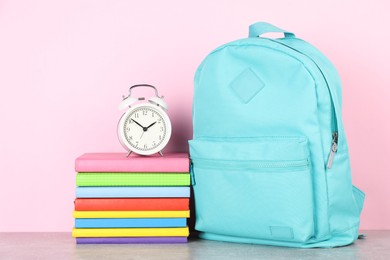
[159,151,163,157]
[126,150,132,157]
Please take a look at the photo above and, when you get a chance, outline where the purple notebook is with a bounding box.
[76,237,188,244]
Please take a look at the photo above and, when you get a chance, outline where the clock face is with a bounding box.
[118,104,171,155]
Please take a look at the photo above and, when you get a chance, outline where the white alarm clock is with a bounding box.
[117,84,172,156]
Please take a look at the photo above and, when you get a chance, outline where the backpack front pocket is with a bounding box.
[189,137,315,243]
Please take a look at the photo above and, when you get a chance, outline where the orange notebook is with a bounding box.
[74,198,189,211]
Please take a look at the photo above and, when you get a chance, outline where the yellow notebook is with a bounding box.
[72,227,189,237]
[73,210,190,218]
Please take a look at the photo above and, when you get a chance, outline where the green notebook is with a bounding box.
[76,173,190,187]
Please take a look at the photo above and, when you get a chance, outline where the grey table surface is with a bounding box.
[0,230,389,260]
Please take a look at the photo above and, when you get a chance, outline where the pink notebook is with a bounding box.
[75,153,189,172]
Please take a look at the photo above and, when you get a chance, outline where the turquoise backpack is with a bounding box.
[189,22,365,248]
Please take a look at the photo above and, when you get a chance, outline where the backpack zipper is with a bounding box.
[192,158,310,171]
[326,131,338,169]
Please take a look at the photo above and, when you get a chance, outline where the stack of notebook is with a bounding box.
[72,153,190,244]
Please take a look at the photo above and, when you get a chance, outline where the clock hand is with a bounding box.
[132,119,147,131]
[140,121,157,140]
[139,121,157,140]
[145,122,157,130]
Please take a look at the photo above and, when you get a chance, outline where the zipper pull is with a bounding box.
[190,161,196,185]
[327,132,338,169]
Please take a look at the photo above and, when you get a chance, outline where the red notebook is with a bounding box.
[75,153,190,172]
[74,198,190,211]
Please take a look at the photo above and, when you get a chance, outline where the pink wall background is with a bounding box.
[0,0,389,231]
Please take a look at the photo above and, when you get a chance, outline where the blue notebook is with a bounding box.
[75,187,190,198]
[75,218,187,228]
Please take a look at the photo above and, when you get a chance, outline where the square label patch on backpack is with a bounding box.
[229,67,265,104]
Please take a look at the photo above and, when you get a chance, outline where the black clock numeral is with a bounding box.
[129,136,133,140]
[152,112,155,118]
[126,127,130,132]
[134,113,139,118]
[160,126,164,132]
[143,110,147,116]
[144,144,148,149]
[159,135,162,141]
[135,141,139,147]
[129,119,133,124]
[153,141,156,147]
